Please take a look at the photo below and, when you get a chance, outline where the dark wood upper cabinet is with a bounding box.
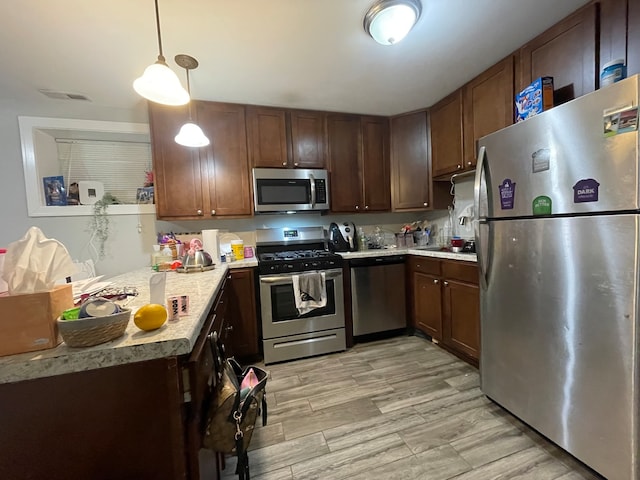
[327,114,389,213]
[599,0,629,73]
[463,55,514,168]
[196,101,252,217]
[290,110,326,169]
[247,107,326,169]
[430,91,464,179]
[327,114,362,212]
[246,106,288,168]
[361,116,391,212]
[150,101,252,220]
[518,3,597,103]
[149,103,205,219]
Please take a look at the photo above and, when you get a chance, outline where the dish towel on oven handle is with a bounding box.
[292,272,327,315]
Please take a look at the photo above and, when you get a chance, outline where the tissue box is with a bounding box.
[0,284,73,357]
[515,77,554,122]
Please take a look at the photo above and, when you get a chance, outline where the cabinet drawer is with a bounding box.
[408,256,441,275]
[442,260,478,284]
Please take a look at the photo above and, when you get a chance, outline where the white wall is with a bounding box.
[0,98,459,278]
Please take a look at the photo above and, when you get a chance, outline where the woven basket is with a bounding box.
[57,308,131,347]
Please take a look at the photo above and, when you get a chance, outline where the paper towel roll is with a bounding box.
[201,229,221,265]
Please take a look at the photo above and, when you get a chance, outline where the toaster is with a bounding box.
[328,222,358,252]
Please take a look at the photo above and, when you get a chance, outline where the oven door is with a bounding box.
[259,268,345,339]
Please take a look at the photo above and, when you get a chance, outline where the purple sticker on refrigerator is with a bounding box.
[573,178,600,203]
[499,179,516,210]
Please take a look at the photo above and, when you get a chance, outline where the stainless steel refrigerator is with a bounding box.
[474,75,640,480]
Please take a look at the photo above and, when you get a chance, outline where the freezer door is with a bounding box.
[481,215,639,480]
[479,75,639,218]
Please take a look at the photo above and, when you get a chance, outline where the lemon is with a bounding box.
[134,304,168,331]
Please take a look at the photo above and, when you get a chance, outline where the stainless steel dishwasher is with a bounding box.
[350,255,406,336]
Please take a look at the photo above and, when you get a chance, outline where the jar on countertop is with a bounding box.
[601,59,626,87]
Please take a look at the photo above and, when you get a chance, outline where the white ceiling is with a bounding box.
[0,0,591,117]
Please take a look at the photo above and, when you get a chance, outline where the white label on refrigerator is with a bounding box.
[531,148,550,173]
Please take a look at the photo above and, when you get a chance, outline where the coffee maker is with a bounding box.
[328,222,358,252]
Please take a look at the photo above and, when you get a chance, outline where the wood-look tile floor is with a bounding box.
[221,336,605,480]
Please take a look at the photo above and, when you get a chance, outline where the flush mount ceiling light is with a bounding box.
[363,0,422,45]
[133,0,190,105]
[174,54,210,148]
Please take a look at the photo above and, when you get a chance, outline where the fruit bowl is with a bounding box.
[57,308,131,347]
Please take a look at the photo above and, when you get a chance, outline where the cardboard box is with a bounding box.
[0,284,73,357]
[515,76,554,122]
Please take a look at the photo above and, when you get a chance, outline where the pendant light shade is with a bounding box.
[174,54,210,148]
[364,0,422,45]
[175,122,210,147]
[133,0,189,105]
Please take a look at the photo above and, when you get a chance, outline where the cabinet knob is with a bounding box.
[211,209,216,216]
[365,205,369,210]
[197,209,203,216]
[355,205,360,210]
[423,202,428,207]
[294,162,299,167]
[443,281,449,286]
[433,279,439,284]
[282,162,287,166]
[467,161,473,166]
[457,164,462,169]
[225,325,234,332]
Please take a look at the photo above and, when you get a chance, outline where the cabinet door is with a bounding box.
[629,0,640,77]
[362,116,391,212]
[290,110,326,169]
[443,279,480,361]
[149,103,206,219]
[463,56,514,168]
[518,3,597,103]
[412,271,443,341]
[327,114,363,212]
[247,106,288,168]
[599,0,628,73]
[228,268,259,361]
[196,102,252,217]
[430,90,464,178]
[390,111,431,210]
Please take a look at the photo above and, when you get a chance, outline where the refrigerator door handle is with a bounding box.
[474,145,489,289]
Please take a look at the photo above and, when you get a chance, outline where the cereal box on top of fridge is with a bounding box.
[515,77,554,123]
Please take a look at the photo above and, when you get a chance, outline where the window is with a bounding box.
[19,116,154,217]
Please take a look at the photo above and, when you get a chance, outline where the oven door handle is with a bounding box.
[260,271,342,284]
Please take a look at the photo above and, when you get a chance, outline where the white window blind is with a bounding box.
[57,139,152,204]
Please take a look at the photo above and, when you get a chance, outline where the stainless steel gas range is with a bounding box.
[256,227,346,364]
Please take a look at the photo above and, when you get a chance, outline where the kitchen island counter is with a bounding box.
[0,258,257,385]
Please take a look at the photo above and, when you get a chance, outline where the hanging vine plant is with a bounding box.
[88,193,119,259]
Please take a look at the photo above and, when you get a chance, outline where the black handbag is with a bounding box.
[203,333,268,480]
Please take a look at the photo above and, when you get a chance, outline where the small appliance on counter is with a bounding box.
[328,222,358,252]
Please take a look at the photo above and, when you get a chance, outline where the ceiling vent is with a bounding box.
[38,89,92,101]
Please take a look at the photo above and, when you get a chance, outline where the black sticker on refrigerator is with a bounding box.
[573,178,600,203]
[531,148,550,173]
[499,179,516,210]
[604,107,638,137]
[532,195,552,215]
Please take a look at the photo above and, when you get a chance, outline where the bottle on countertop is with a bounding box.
[358,227,367,251]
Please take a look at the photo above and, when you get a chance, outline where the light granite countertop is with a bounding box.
[338,248,477,262]
[0,258,257,385]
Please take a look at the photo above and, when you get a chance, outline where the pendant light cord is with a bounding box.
[185,69,194,121]
[154,0,166,62]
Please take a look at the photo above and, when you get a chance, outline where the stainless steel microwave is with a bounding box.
[252,168,330,213]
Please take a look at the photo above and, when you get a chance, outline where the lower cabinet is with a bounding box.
[0,277,234,480]
[408,256,480,365]
[226,268,260,362]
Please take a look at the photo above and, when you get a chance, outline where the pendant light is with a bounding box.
[174,54,210,148]
[364,0,422,45]
[133,0,190,105]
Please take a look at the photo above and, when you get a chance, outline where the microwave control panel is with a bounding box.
[315,179,327,203]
